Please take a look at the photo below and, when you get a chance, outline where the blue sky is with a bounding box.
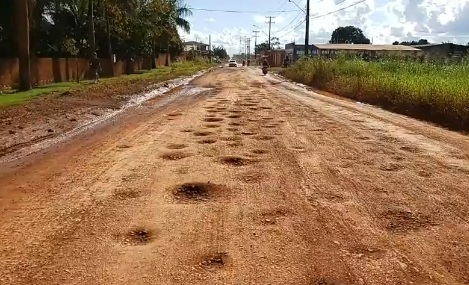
[180,0,469,56]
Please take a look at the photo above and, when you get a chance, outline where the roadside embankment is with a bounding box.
[0,61,215,158]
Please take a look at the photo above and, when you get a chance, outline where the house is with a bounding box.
[183,41,209,52]
[285,43,307,62]
[262,49,286,67]
[310,44,422,58]
[411,43,469,60]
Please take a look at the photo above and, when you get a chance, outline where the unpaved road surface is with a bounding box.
[1,67,469,285]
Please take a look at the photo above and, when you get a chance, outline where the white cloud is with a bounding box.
[205,18,216,22]
[181,0,469,55]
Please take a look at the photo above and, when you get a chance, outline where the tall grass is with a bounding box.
[282,56,469,131]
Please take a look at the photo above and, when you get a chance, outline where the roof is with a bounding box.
[412,43,469,48]
[312,44,421,51]
[184,41,209,46]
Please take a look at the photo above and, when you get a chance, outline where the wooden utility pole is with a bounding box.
[304,0,310,56]
[252,30,259,61]
[266,16,275,50]
[17,0,31,90]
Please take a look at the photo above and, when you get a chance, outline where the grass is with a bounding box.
[281,56,469,131]
[0,60,214,107]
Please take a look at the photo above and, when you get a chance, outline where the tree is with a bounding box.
[329,26,370,44]
[212,45,228,59]
[17,0,32,90]
[394,39,429,46]
[255,37,280,54]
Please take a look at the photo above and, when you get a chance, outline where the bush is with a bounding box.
[281,56,469,131]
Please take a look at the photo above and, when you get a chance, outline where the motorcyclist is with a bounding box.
[262,59,269,68]
[242,59,246,66]
[247,59,250,66]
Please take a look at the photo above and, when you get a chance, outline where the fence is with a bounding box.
[0,53,171,89]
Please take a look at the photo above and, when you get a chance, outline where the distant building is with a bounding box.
[285,43,308,62]
[411,43,469,59]
[183,41,209,52]
[310,44,422,58]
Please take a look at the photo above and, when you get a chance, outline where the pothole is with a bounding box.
[193,131,214,137]
[262,125,276,128]
[113,188,141,200]
[167,112,182,117]
[228,122,243,126]
[160,151,192,160]
[381,209,436,233]
[180,128,193,133]
[226,127,239,132]
[204,124,221,128]
[205,114,217,118]
[238,171,265,183]
[261,106,272,109]
[400,146,419,153]
[200,252,229,268]
[219,136,241,142]
[241,131,257,136]
[229,110,242,113]
[227,142,243,147]
[172,182,226,201]
[251,149,268,154]
[379,162,403,171]
[218,155,253,166]
[255,135,275,141]
[122,227,155,245]
[227,114,241,119]
[166,143,188,150]
[206,109,220,113]
[197,138,217,144]
[204,117,224,122]
[117,144,132,149]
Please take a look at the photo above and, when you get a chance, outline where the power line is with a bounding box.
[276,0,367,44]
[190,8,299,13]
[275,11,303,34]
[310,0,366,19]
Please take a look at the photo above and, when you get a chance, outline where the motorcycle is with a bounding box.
[262,66,268,75]
[242,60,246,67]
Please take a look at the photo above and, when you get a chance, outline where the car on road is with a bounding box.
[228,59,237,67]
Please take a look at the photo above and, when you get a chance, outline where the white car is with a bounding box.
[228,59,237,67]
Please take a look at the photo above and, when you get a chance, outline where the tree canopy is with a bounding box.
[212,45,228,59]
[329,26,370,44]
[255,37,281,54]
[0,0,192,58]
[392,39,429,45]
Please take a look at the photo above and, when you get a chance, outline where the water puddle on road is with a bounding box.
[0,70,213,163]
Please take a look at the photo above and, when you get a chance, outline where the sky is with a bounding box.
[180,0,469,56]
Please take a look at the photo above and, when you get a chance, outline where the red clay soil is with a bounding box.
[0,73,199,158]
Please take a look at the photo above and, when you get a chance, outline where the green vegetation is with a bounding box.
[0,61,213,106]
[282,57,469,131]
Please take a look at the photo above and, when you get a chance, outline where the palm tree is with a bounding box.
[173,0,192,34]
[17,0,32,90]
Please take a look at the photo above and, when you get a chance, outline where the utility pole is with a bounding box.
[209,34,212,63]
[247,38,251,60]
[265,16,275,50]
[252,30,259,62]
[304,0,310,56]
[239,36,243,55]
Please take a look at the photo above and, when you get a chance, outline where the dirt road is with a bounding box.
[1,67,469,285]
